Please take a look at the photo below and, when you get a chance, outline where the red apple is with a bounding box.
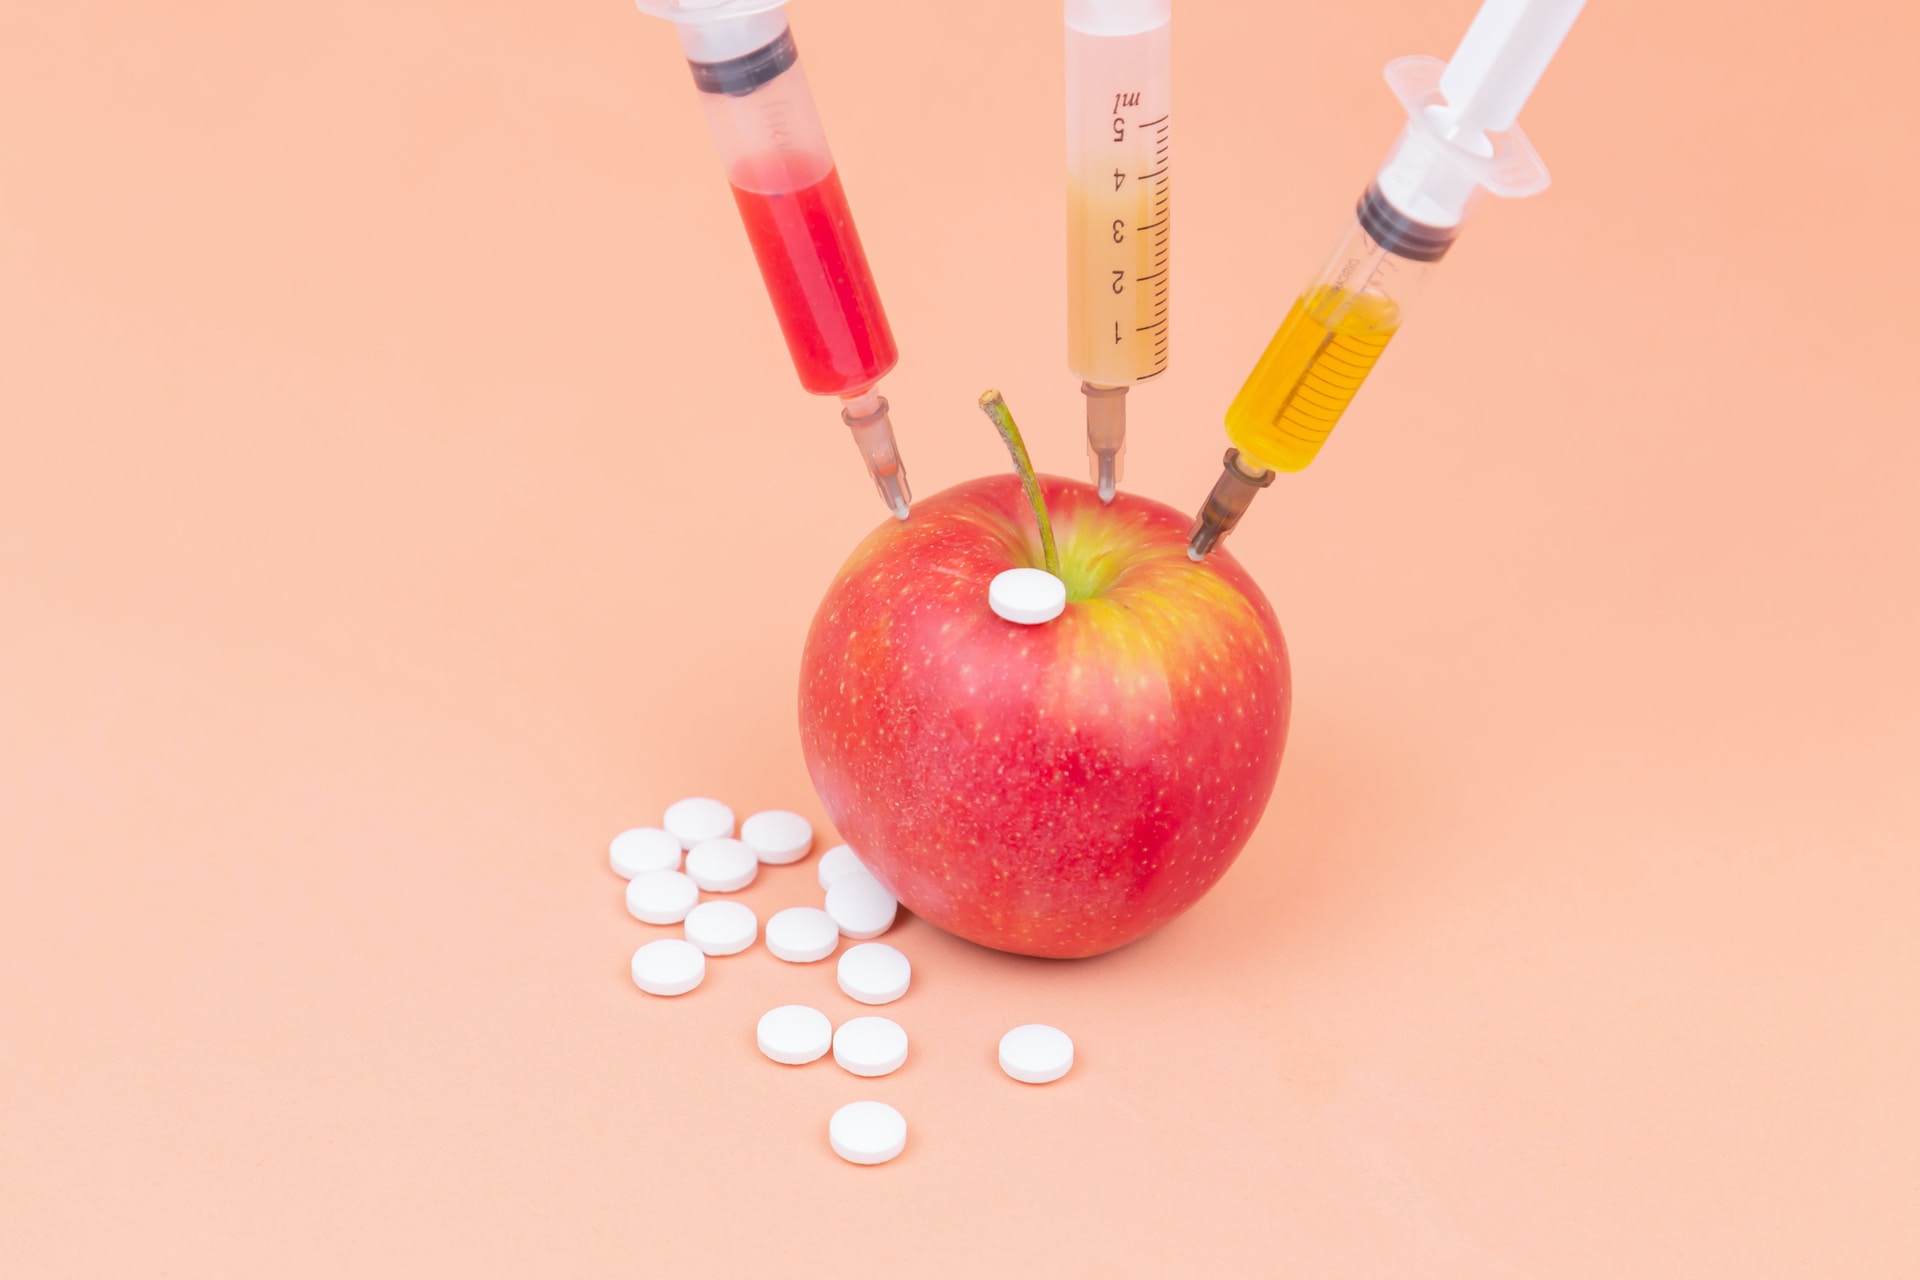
[799,470,1290,958]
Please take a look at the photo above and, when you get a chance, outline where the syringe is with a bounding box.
[1186,0,1585,559]
[1065,0,1172,502]
[637,0,911,520]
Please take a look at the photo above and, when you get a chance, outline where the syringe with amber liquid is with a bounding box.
[1188,0,1586,559]
[1066,0,1171,503]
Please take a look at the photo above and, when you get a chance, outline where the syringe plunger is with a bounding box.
[1438,0,1585,138]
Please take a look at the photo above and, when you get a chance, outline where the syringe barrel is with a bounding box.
[1223,196,1445,474]
[650,1,898,398]
[1065,0,1172,388]
[683,18,826,193]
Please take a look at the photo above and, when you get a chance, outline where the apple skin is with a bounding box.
[798,473,1290,958]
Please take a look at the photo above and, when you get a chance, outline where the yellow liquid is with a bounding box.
[1225,285,1400,472]
[1067,171,1169,387]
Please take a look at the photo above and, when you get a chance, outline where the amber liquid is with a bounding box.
[1224,285,1400,472]
[1066,148,1170,386]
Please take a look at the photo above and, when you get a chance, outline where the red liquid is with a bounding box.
[730,168,898,396]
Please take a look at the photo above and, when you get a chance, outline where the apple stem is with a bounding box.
[978,390,1061,579]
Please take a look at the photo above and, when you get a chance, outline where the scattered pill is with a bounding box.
[757,1005,833,1065]
[632,939,705,996]
[617,800,1075,1163]
[833,1016,908,1077]
[609,827,682,879]
[741,810,814,865]
[626,870,700,924]
[684,838,758,892]
[765,906,840,963]
[683,900,757,956]
[837,942,911,1005]
[816,843,867,890]
[663,797,734,849]
[999,1024,1074,1084]
[989,567,1067,625]
[826,870,898,940]
[829,1100,907,1166]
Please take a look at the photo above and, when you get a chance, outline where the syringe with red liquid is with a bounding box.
[639,0,911,518]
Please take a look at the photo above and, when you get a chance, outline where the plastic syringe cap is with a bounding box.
[1065,0,1170,36]
[633,0,787,21]
[635,0,791,69]
[1373,54,1551,228]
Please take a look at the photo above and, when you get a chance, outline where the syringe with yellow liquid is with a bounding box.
[1066,0,1171,502]
[1187,0,1587,559]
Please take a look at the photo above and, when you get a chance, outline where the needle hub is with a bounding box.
[1186,449,1273,560]
[843,393,911,520]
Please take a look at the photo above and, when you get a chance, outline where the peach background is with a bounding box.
[3,0,1917,1274]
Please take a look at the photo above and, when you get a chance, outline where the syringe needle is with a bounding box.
[843,393,912,521]
[1082,382,1127,503]
[1185,450,1273,561]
